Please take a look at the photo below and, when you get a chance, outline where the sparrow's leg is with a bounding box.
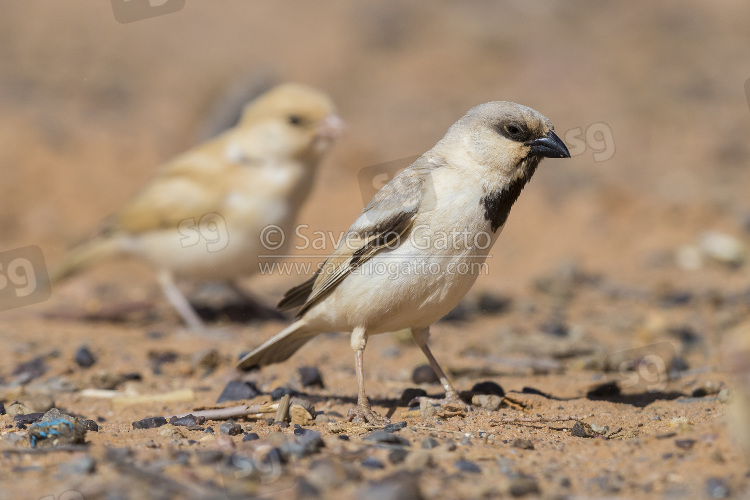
[412,326,471,411]
[156,269,206,333]
[345,327,390,425]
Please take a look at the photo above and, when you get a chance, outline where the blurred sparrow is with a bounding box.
[238,101,570,423]
[53,83,344,331]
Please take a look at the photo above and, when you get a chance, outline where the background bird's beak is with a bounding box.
[527,130,570,159]
[316,114,347,140]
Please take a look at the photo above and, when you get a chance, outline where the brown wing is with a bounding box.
[279,155,438,317]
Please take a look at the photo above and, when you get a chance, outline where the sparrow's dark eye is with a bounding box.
[504,124,524,139]
[288,115,303,126]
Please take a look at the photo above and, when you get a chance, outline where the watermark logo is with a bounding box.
[178,213,229,253]
[111,0,185,24]
[563,122,615,162]
[606,342,680,393]
[0,246,52,312]
[357,155,420,207]
[219,438,297,496]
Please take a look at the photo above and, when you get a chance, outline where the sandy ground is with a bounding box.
[1,1,750,499]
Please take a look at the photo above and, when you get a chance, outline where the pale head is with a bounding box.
[438,101,569,184]
[238,83,345,161]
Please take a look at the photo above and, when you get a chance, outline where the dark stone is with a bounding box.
[361,457,386,469]
[364,430,410,446]
[388,448,409,464]
[384,421,407,433]
[242,432,260,442]
[298,366,324,388]
[220,421,243,436]
[83,419,99,432]
[411,364,438,384]
[204,426,214,433]
[454,459,481,474]
[358,471,423,500]
[169,414,206,427]
[74,346,96,368]
[132,417,168,430]
[706,477,731,498]
[675,438,696,450]
[476,293,511,314]
[511,438,534,450]
[216,380,261,404]
[0,402,4,415]
[400,388,427,406]
[280,430,325,459]
[471,381,505,397]
[12,356,47,385]
[586,381,621,398]
[14,412,45,428]
[509,475,540,497]
[271,387,299,400]
[421,437,439,449]
[148,350,179,375]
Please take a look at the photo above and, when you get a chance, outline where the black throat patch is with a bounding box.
[481,160,539,232]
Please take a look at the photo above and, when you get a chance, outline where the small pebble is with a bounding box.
[455,459,481,474]
[571,421,597,438]
[421,437,439,449]
[74,346,96,368]
[412,364,439,384]
[169,414,206,427]
[83,420,99,432]
[706,477,731,498]
[472,394,503,411]
[675,438,696,450]
[361,457,385,469]
[271,387,298,400]
[384,421,407,433]
[388,448,408,464]
[242,432,260,442]
[364,430,410,446]
[419,399,437,418]
[132,417,167,430]
[204,426,214,434]
[298,366,325,388]
[509,475,540,497]
[220,421,243,436]
[12,356,47,385]
[0,402,4,415]
[14,413,45,428]
[216,381,260,404]
[511,438,534,450]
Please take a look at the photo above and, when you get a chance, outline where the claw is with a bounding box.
[345,404,390,425]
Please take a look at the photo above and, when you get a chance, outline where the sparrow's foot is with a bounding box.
[345,404,390,425]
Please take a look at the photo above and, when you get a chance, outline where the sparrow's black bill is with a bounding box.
[527,130,570,159]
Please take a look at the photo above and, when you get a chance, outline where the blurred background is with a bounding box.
[2,1,749,308]
[2,2,750,498]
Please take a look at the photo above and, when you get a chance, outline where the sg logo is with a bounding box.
[0,246,52,312]
[178,213,230,253]
[111,0,186,24]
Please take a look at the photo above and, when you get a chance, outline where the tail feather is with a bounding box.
[51,237,123,283]
[237,319,318,370]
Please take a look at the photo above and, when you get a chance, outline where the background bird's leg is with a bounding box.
[412,326,471,411]
[345,327,390,425]
[156,269,206,332]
